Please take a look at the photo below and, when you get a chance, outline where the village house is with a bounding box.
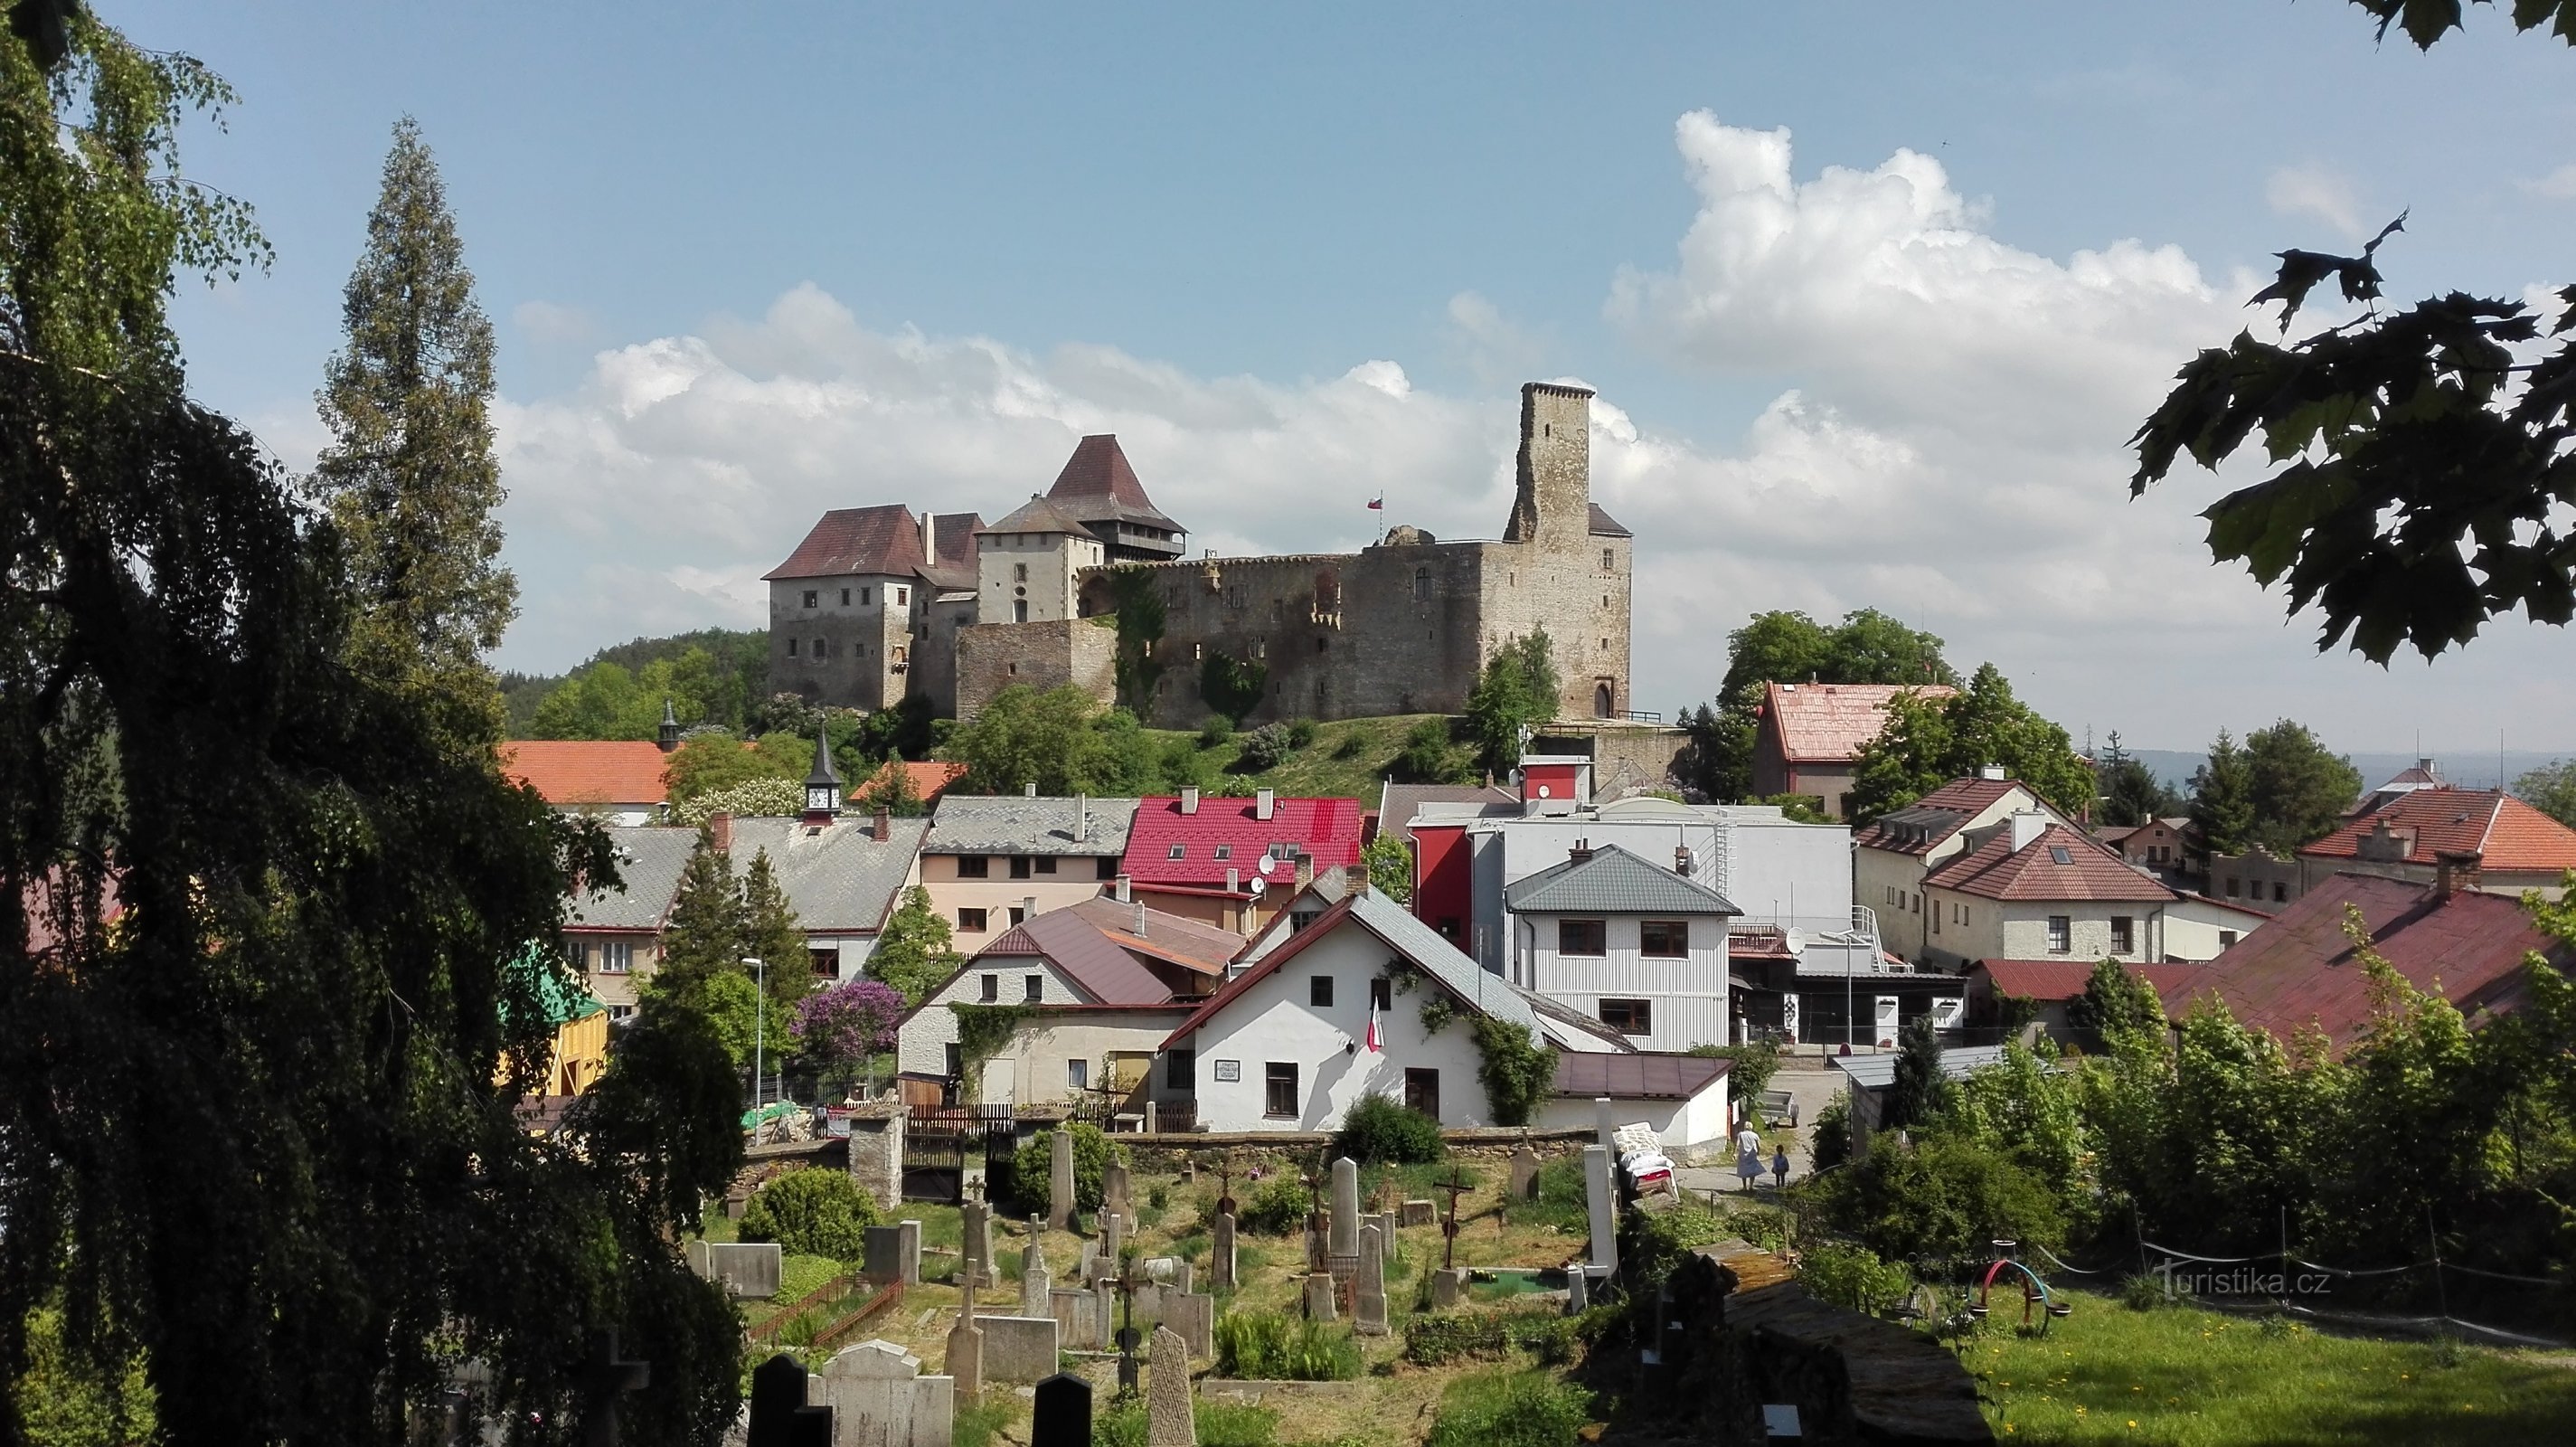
[1750,680,1958,821]
[1499,841,1740,1053]
[563,826,701,1021]
[2099,817,2195,885]
[892,893,1236,1118]
[914,793,1139,941]
[1852,771,2073,965]
[1118,788,1364,934]
[2295,788,2576,901]
[1960,958,2211,1045]
[1913,814,2269,970]
[500,733,675,825]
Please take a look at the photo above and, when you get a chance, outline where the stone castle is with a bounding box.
[764,381,1632,727]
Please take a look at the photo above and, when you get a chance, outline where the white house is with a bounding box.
[1851,771,2073,967]
[1499,841,1740,1053]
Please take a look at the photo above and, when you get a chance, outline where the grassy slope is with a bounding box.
[1155,713,1453,805]
[1969,1291,2576,1444]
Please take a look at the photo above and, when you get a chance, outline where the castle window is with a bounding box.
[801,590,818,608]
[1413,568,1430,601]
[1316,637,1326,653]
[1014,563,1028,582]
[842,589,851,605]
[812,638,826,658]
[895,587,909,606]
[788,638,798,657]
[1602,550,1614,570]
[1194,643,1203,661]
[1014,601,1029,622]
[860,587,872,605]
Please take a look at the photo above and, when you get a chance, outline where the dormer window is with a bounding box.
[2048,846,2072,865]
[1213,846,1231,860]
[1168,844,1185,860]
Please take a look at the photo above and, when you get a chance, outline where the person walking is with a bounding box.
[1735,1120,1763,1193]
[1771,1144,1791,1188]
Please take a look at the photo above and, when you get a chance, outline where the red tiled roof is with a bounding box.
[2300,788,2576,875]
[1973,958,2209,1004]
[1850,777,2025,854]
[860,760,967,806]
[500,741,671,807]
[764,504,929,582]
[921,511,984,591]
[1924,822,2174,903]
[1761,682,1958,765]
[1046,435,1177,529]
[1552,1052,1729,1101]
[1120,795,1364,889]
[2162,872,2571,1050]
[967,897,1235,1005]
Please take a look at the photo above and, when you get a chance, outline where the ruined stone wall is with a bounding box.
[955,616,1118,719]
[912,593,977,717]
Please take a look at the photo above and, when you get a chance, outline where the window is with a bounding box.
[811,638,826,658]
[807,948,838,979]
[2225,876,2241,897]
[2111,916,2136,953]
[1371,977,1392,1010]
[2047,915,2072,953]
[894,586,909,606]
[958,856,990,878]
[1010,856,1033,879]
[1067,1059,1089,1090]
[1013,600,1029,622]
[1558,920,1607,956]
[599,941,634,972]
[787,638,798,657]
[1035,856,1057,875]
[1638,920,1689,958]
[840,588,851,605]
[1404,1068,1439,1118]
[1264,1063,1298,1118]
[958,907,988,932]
[1268,841,1296,861]
[1213,845,1232,860]
[1598,998,1653,1035]
[1290,910,1319,934]
[1167,845,1185,860]
[565,940,589,969]
[1601,549,1615,571]
[860,587,871,605]
[1166,1049,1196,1092]
[1911,893,1921,913]
[607,1003,635,1023]
[1310,975,1335,1007]
[2219,930,2241,948]
[1014,563,1028,582]
[945,1043,962,1079]
[979,973,999,1002]
[1007,905,1027,927]
[2048,846,2073,865]
[1024,974,1043,1002]
[1097,857,1119,880]
[1413,567,1431,601]
[802,590,818,608]
[2273,883,2288,903]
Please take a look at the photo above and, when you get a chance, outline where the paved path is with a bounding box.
[1675,1060,1851,1201]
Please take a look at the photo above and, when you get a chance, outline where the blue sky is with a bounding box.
[126,2,2576,758]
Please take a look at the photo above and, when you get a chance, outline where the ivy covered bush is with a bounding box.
[1005,1122,1125,1218]
[1469,1017,1556,1127]
[739,1167,878,1260]
[1236,1175,1314,1235]
[1332,1092,1445,1164]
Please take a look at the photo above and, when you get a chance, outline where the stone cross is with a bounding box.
[1434,1168,1474,1271]
[1032,1371,1092,1447]
[1049,1127,1076,1230]
[1297,1165,1325,1272]
[1326,1158,1360,1258]
[1111,1260,1147,1398]
[1354,1222,1388,1337]
[1146,1327,1195,1447]
[1103,1207,1125,1268]
[945,1315,984,1404]
[1023,1215,1053,1315]
[578,1328,650,1447]
[1210,1210,1238,1292]
[1213,1159,1236,1219]
[961,1199,995,1289]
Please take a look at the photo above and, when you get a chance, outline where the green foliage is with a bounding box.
[8,1303,155,1447]
[739,1169,878,1262]
[1681,609,1957,801]
[1686,1042,1779,1109]
[1808,1092,1854,1174]
[1753,793,1829,823]
[1797,1243,1915,1316]
[1883,1015,1953,1131]
[1197,714,1234,749]
[665,729,811,808]
[1212,1312,1363,1381]
[671,776,804,825]
[1514,1156,1593,1232]
[1236,1177,1315,1236]
[1467,1016,1556,1128]
[1423,1370,1593,1447]
[1418,995,1459,1037]
[2243,720,2364,853]
[1943,1043,2093,1228]
[1238,721,1298,771]
[1401,1308,1583,1367]
[1624,1202,1733,1294]
[1332,1093,1447,1164]
[849,753,930,818]
[1103,565,1169,712]
[951,1002,1039,1096]
[2065,958,2166,1041]
[2095,732,2184,828]
[942,684,1114,795]
[1845,665,2091,824]
[1005,1125,1125,1217]
[1465,629,1561,772]
[1286,717,1318,749]
[2512,758,2576,829]
[741,848,810,1012]
[1361,834,1414,903]
[504,628,769,737]
[867,886,964,1007]
[1092,1396,1279,1447]
[1395,717,1474,783]
[2188,728,2258,858]
[1200,653,1269,727]
[1809,1137,2066,1263]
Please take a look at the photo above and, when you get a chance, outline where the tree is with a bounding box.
[1361,834,1414,903]
[1681,610,1955,800]
[1395,717,1473,784]
[2065,958,2168,1040]
[867,886,964,1006]
[1845,665,2091,823]
[2512,759,2576,829]
[2243,720,2364,854]
[312,117,514,742]
[2096,732,2184,828]
[740,847,810,1015]
[790,979,905,1089]
[665,729,809,806]
[655,829,746,994]
[2128,5,2576,665]
[1883,1015,1954,1132]
[850,754,929,817]
[939,684,1108,795]
[2187,730,2258,859]
[1,22,736,1442]
[1465,629,1560,773]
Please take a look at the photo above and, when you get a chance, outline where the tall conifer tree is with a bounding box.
[740,847,808,1011]
[2189,730,2258,859]
[656,830,745,993]
[313,117,513,739]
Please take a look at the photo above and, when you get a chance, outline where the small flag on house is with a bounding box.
[1366,496,1383,511]
[1365,998,1382,1053]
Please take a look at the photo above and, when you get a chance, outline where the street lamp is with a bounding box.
[741,956,766,1109]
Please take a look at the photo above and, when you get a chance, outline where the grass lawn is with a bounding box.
[1146,714,1458,804]
[1968,1291,2576,1444]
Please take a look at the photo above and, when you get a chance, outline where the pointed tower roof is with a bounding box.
[1044,435,1179,531]
[807,731,842,790]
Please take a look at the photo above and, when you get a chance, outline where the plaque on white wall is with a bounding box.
[1212,1059,1241,1083]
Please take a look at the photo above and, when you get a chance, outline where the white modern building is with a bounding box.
[1498,842,1740,1054]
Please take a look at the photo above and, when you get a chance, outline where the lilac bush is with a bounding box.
[791,978,905,1065]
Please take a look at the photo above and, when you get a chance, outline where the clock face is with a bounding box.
[808,787,834,810]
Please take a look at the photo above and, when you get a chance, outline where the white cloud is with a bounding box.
[512,298,597,346]
[2519,163,2576,201]
[2264,164,2367,239]
[1445,290,1544,384]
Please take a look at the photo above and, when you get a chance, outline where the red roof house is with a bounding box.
[1924,822,2175,903]
[500,741,672,818]
[2298,788,2576,898]
[1119,789,1364,934]
[1750,682,1958,820]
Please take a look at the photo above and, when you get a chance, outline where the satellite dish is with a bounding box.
[1248,876,1267,897]
[1782,928,1807,957]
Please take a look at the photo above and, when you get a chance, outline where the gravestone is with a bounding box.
[944,1319,983,1404]
[1210,1212,1238,1291]
[1303,1272,1335,1322]
[1048,1128,1076,1230]
[1102,1209,1125,1269]
[1353,1222,1388,1337]
[1174,1260,1194,1295]
[1399,1199,1436,1228]
[1582,1145,1618,1273]
[864,1222,921,1287]
[1141,1256,1179,1282]
[1147,1327,1195,1447]
[1431,1267,1467,1309]
[1103,1161,1133,1217]
[1048,1288,1098,1350]
[1566,1267,1589,1313]
[1509,1140,1543,1201]
[976,1316,1061,1384]
[812,1340,955,1447]
[960,1200,997,1289]
[578,1328,651,1447]
[748,1354,833,1447]
[1326,1158,1360,1257]
[693,1242,785,1299]
[1094,1279,1117,1350]
[1021,1244,1052,1317]
[1078,1239,1099,1281]
[1163,1291,1215,1360]
[1594,1097,1617,1154]
[1032,1372,1092,1447]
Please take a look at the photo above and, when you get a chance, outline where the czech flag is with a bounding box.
[1365,999,1382,1053]
[1366,496,1383,511]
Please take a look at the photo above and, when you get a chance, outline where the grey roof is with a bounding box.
[984,495,1095,538]
[1344,888,1540,1036]
[968,897,1236,1004]
[568,827,703,930]
[725,816,932,933]
[1504,843,1741,916]
[1518,985,1635,1052]
[1831,1045,2015,1092]
[1380,782,1516,838]
[926,796,1138,856]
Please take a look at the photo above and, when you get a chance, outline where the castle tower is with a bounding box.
[1504,382,1595,551]
[977,495,1102,624]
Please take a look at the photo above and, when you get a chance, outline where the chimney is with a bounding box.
[1024,895,1039,922]
[1674,843,1693,877]
[873,806,892,843]
[1568,837,1593,865]
[2436,849,2483,896]
[1294,851,1314,890]
[1344,864,1369,890]
[1025,781,1038,799]
[1133,898,1147,937]
[1255,787,1276,822]
[1226,866,1240,894]
[656,697,681,753]
[708,811,732,853]
[1979,763,2008,781]
[1180,787,1200,816]
[1115,874,1132,903]
[920,509,937,565]
[2008,813,2049,852]
[1077,793,1090,842]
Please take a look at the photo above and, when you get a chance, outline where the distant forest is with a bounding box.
[500,628,769,738]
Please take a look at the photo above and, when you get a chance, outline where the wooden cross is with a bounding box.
[579,1328,651,1447]
[1434,1170,1475,1271]
[1109,1260,1147,1398]
[1213,1155,1237,1218]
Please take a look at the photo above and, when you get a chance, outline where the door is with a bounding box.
[1404,1068,1439,1121]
